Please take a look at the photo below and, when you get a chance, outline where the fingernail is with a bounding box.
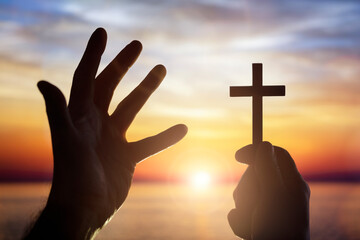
[178,124,188,135]
[129,40,142,50]
[155,64,166,75]
[37,81,47,94]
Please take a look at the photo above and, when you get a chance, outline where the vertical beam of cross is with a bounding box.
[253,64,263,146]
[230,63,285,147]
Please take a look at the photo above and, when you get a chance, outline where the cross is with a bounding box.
[230,63,285,146]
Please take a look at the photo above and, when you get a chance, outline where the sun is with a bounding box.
[190,172,211,189]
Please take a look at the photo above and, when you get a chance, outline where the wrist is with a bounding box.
[24,200,99,240]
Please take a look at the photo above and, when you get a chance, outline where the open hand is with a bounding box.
[37,28,187,237]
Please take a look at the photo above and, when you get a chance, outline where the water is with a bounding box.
[0,183,359,240]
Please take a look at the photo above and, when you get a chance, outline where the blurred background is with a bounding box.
[0,0,359,239]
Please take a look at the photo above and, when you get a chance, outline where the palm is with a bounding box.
[38,28,187,229]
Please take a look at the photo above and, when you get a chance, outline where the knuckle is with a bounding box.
[232,188,238,201]
[304,181,311,199]
[73,68,82,80]
[295,181,311,202]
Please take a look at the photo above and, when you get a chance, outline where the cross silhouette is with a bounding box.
[230,63,285,146]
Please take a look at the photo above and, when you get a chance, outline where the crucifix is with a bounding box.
[230,63,285,146]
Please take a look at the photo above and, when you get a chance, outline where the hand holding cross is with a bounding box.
[228,65,310,240]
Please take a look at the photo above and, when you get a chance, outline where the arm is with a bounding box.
[228,142,310,240]
[24,28,187,240]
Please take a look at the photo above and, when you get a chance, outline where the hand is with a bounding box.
[28,28,187,239]
[228,142,310,240]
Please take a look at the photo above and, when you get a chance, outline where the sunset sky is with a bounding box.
[0,0,359,182]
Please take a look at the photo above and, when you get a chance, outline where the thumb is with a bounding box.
[38,81,72,136]
[235,144,254,165]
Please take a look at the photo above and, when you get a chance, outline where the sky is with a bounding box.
[0,0,359,182]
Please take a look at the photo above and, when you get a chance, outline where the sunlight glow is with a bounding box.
[190,172,211,189]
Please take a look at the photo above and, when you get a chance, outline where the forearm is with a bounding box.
[23,201,99,240]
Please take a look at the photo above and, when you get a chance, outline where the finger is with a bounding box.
[230,166,259,238]
[233,166,259,208]
[274,146,310,197]
[129,124,187,163]
[254,141,285,192]
[94,40,142,113]
[69,28,107,114]
[228,208,252,239]
[235,144,254,165]
[38,81,72,138]
[111,64,166,132]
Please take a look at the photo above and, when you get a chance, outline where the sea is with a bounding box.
[0,183,359,240]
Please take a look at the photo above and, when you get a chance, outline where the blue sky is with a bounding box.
[1,0,360,62]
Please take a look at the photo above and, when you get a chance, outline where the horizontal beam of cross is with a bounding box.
[230,86,285,97]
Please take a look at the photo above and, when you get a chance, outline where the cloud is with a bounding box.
[1,0,360,106]
[1,0,359,58]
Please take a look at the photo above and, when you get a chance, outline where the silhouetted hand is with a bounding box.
[25,28,187,240]
[228,142,310,240]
